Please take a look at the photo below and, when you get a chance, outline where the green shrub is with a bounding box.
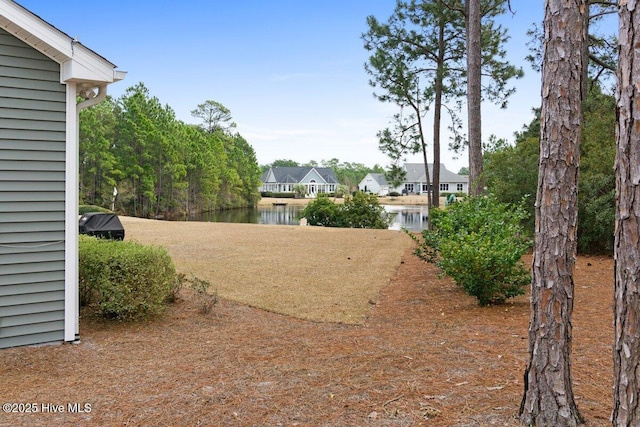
[409,195,531,305]
[260,192,297,198]
[189,276,218,314]
[300,194,341,226]
[341,191,391,229]
[79,235,177,320]
[293,184,307,199]
[334,184,350,198]
[301,192,392,229]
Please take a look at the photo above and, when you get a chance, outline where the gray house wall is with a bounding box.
[0,28,67,349]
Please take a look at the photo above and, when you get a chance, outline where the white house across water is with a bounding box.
[259,166,339,198]
[358,163,468,196]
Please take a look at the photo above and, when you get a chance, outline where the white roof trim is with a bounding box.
[300,168,327,185]
[0,0,125,86]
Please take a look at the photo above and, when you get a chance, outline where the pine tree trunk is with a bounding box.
[612,2,640,425]
[519,1,586,425]
[466,0,483,196]
[432,18,445,208]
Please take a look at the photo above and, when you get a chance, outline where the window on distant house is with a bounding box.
[457,183,463,192]
[440,183,449,192]
[405,183,414,193]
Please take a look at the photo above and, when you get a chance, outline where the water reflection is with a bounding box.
[191,207,262,224]
[382,205,429,231]
[188,204,428,231]
[259,205,302,226]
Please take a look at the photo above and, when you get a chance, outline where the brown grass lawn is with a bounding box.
[120,217,412,324]
[0,218,613,426]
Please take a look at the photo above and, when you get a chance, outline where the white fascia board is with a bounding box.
[0,0,72,60]
[360,173,372,185]
[114,70,126,82]
[60,56,120,85]
[265,169,276,183]
[0,0,121,85]
[300,168,326,185]
[60,41,123,84]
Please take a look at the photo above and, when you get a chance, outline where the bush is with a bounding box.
[260,192,296,198]
[341,191,391,229]
[189,276,218,314]
[79,235,177,320]
[301,192,392,229]
[300,194,341,226]
[293,184,307,199]
[334,184,350,198]
[409,195,531,305]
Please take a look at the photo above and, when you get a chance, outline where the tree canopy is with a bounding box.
[363,0,522,205]
[483,82,615,254]
[79,84,261,218]
[190,100,236,134]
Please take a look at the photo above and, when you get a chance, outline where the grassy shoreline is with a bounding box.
[258,194,435,207]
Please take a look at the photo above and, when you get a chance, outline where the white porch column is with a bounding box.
[64,82,79,342]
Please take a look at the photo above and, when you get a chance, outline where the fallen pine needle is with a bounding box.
[383,395,404,407]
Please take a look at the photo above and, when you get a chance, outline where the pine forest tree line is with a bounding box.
[79,83,262,219]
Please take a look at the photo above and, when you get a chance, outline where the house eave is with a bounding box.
[0,0,125,86]
[60,60,126,88]
[0,11,69,61]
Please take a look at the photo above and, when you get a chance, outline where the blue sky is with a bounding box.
[18,1,555,172]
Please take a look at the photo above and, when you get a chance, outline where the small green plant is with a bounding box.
[341,191,392,229]
[334,184,350,198]
[300,194,341,226]
[169,272,187,303]
[293,184,307,199]
[409,194,532,305]
[189,276,218,314]
[79,235,177,320]
[301,192,392,229]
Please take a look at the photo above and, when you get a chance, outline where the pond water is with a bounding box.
[188,204,429,232]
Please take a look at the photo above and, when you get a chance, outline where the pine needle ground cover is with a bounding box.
[0,217,612,426]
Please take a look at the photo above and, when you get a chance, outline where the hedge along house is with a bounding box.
[0,0,125,349]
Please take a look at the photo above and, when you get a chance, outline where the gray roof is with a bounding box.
[369,173,388,186]
[404,163,467,183]
[261,167,339,184]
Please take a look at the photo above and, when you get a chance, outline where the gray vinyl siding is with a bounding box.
[0,28,67,349]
